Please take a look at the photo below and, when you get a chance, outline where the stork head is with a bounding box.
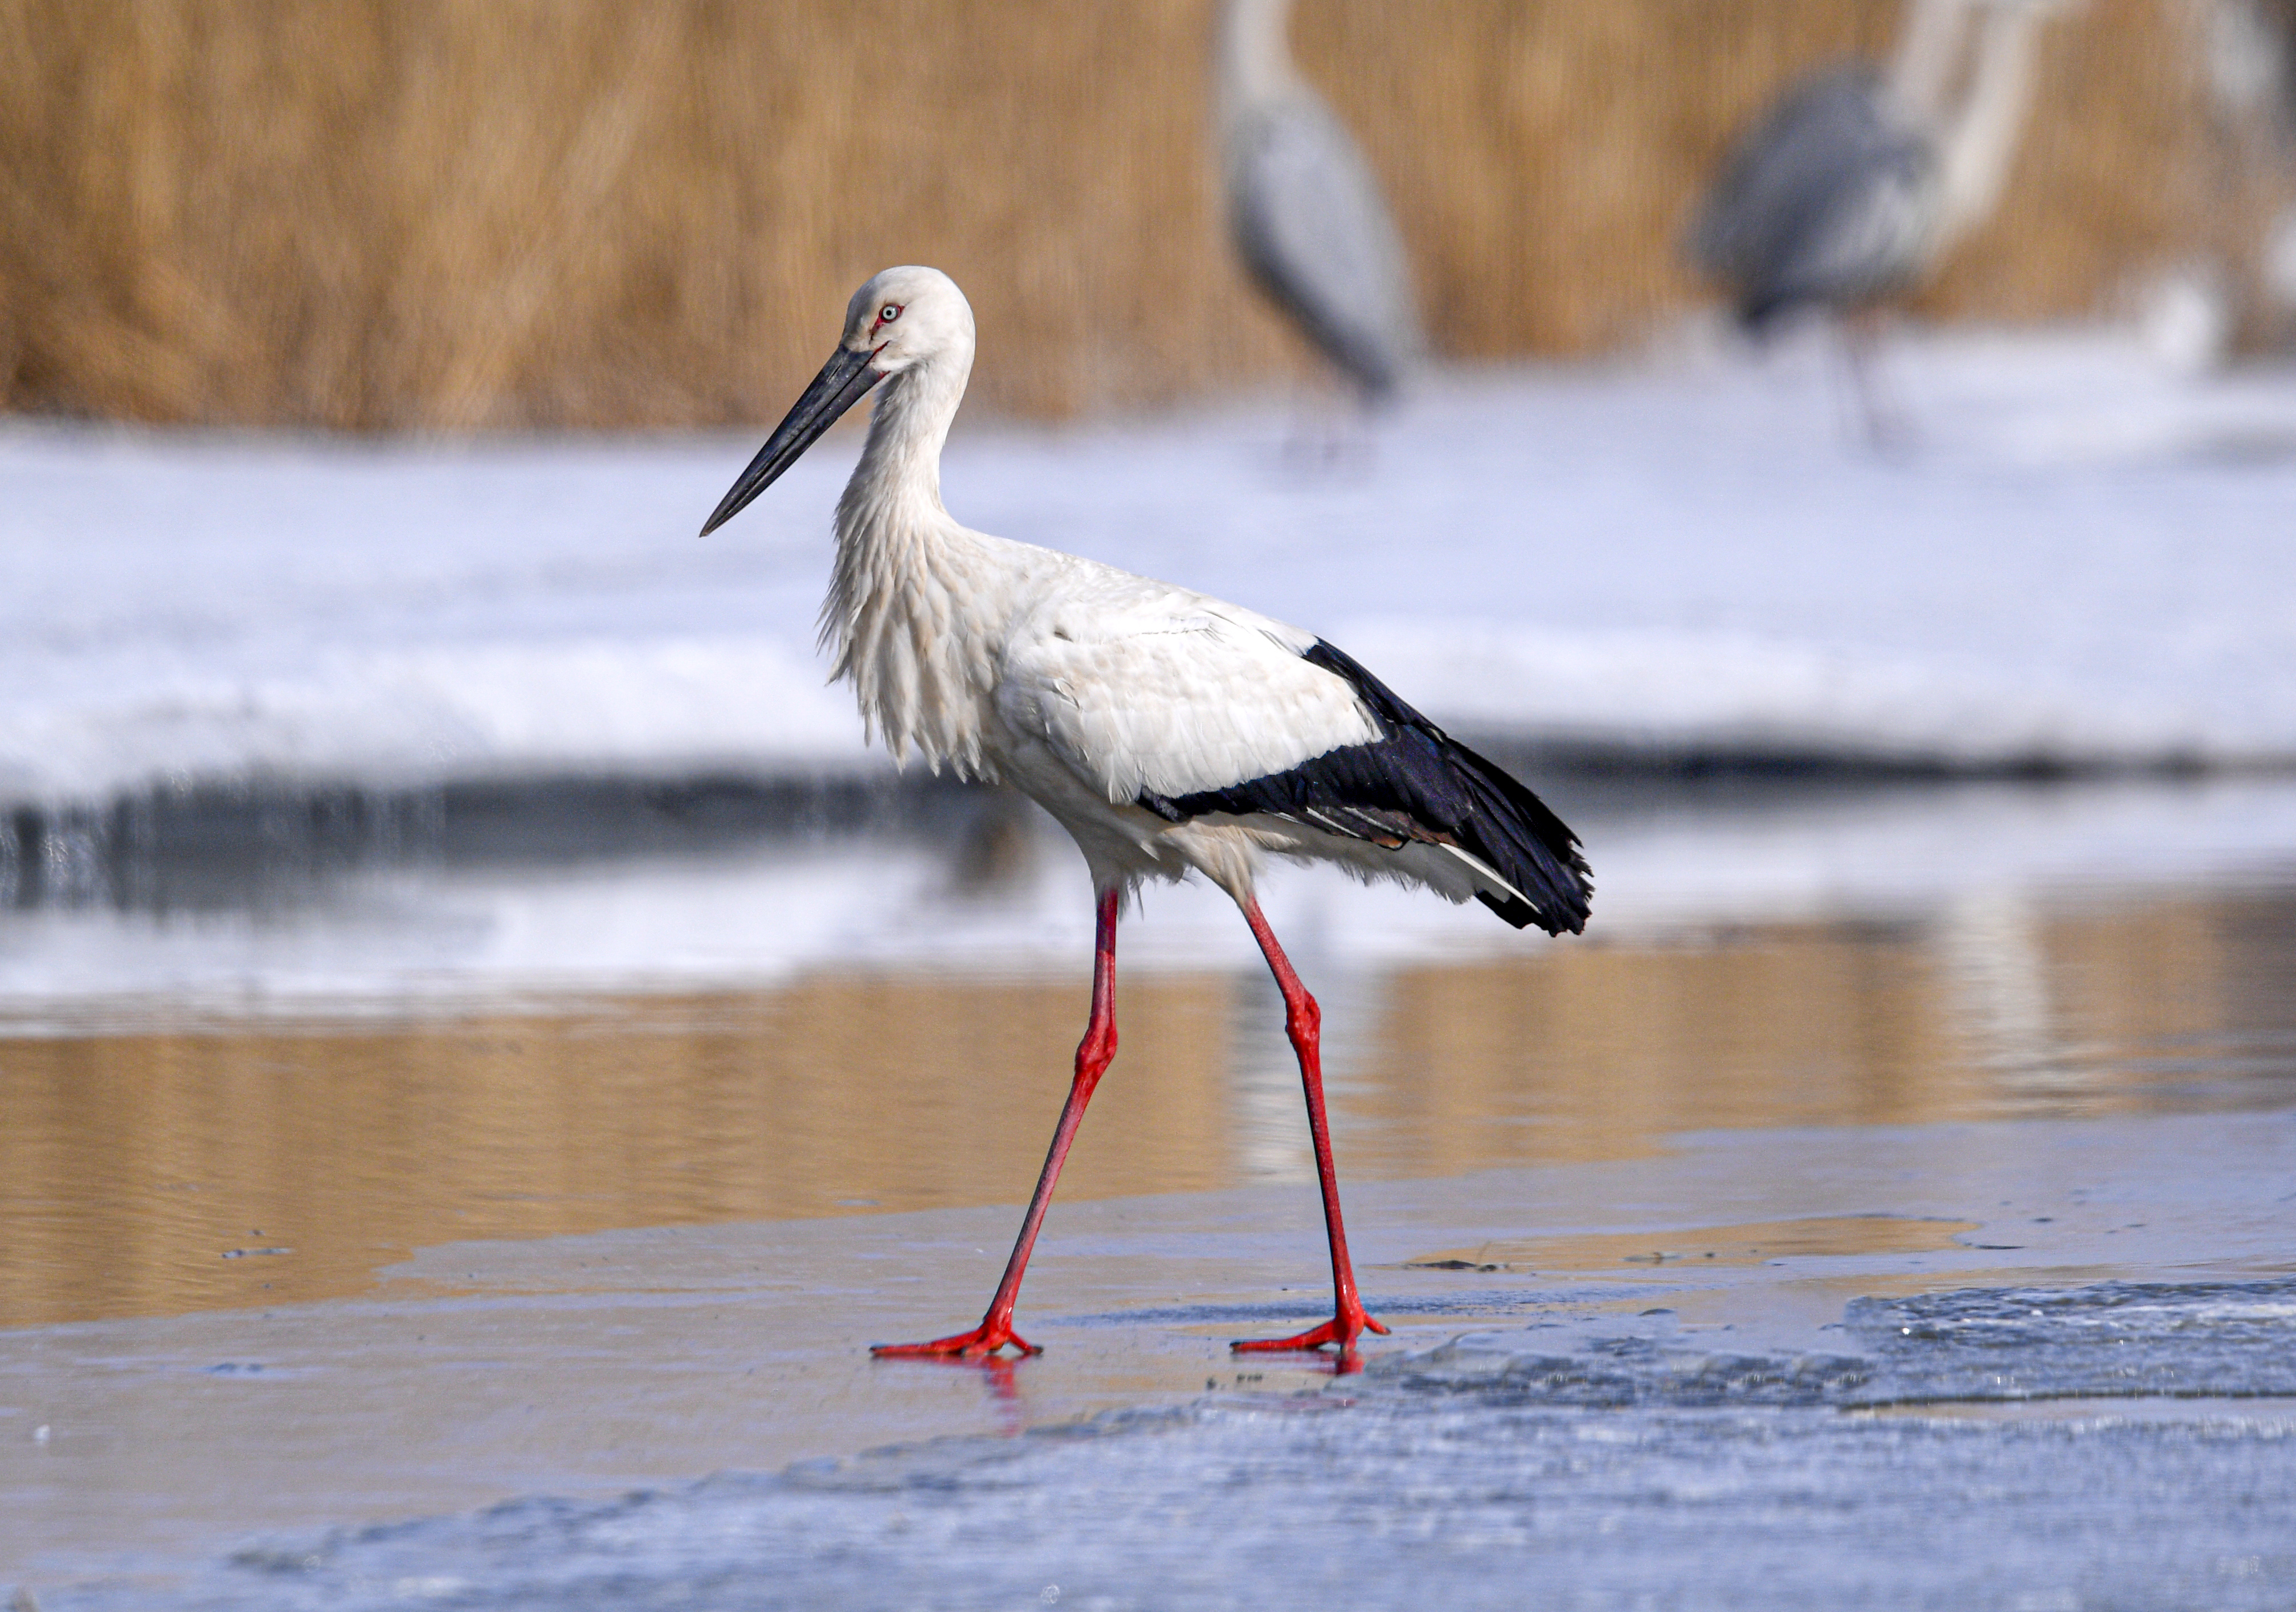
[700,266,974,536]
[841,264,975,379]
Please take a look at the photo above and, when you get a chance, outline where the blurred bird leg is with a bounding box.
[1838,310,1916,453]
[1276,395,1378,480]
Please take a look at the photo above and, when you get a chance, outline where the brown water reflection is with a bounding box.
[3,886,2292,1329]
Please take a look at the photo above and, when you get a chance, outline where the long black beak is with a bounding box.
[699,345,883,536]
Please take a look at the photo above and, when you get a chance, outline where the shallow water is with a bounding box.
[7,775,2296,1604]
[6,831,2295,1331]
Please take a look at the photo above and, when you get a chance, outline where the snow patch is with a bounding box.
[7,328,2296,811]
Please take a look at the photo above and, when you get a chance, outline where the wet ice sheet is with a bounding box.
[7,329,2296,816]
[1396,1278,2296,1407]
[40,1280,2296,1611]
[9,1107,2294,1604]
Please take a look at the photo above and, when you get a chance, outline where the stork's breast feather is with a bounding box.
[1000,604,1379,805]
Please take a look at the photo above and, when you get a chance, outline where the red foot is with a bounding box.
[871,1320,1040,1360]
[1231,1310,1389,1353]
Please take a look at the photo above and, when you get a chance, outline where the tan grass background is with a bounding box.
[0,0,2224,431]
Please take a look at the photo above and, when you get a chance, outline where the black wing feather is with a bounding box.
[1136,639,1592,935]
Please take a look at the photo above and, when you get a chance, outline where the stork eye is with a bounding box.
[879,304,902,323]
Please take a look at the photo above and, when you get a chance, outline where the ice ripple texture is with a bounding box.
[1391,1278,2296,1408]
[46,1277,2296,1611]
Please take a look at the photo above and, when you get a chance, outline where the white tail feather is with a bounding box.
[1437,842,1529,906]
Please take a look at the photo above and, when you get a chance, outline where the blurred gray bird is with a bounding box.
[1688,0,2071,438]
[1218,0,1424,404]
[2197,0,2296,347]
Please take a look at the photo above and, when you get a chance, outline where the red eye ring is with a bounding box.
[877,304,903,325]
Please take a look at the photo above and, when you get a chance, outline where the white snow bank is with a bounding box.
[5,326,2296,809]
[1336,625,2184,769]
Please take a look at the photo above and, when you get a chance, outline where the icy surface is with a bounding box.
[1393,1278,2296,1407]
[11,1106,2295,1603]
[45,1278,2296,1612]
[1850,1280,2296,1402]
[7,330,2296,812]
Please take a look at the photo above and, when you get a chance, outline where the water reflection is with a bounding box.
[10,771,2296,1014]
[4,880,2293,1330]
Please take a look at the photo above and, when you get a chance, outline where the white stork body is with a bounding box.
[829,520,1357,898]
[702,266,1588,1361]
[991,582,1375,901]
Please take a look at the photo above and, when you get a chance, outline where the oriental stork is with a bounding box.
[700,267,1588,1360]
[1688,0,2073,441]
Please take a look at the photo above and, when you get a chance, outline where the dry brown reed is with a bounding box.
[0,1,2227,431]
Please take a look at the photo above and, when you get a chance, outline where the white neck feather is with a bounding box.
[823,349,993,776]
[1218,0,1301,128]
[1933,4,2045,243]
[1888,0,1971,122]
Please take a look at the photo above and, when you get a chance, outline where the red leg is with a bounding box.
[873,887,1121,1360]
[1231,894,1388,1354]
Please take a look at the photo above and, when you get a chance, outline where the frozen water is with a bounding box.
[1394,1278,2296,1408]
[1849,1280,2296,1402]
[41,1277,2296,1611]
[13,1105,2295,1606]
[149,1406,2296,1611]
[6,329,2296,817]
